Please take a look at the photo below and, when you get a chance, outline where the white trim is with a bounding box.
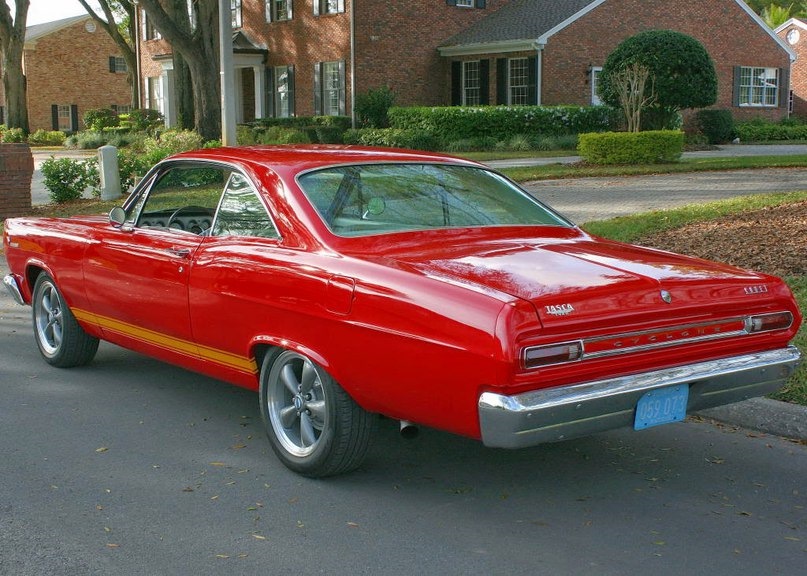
[537,0,608,44]
[439,39,542,57]
[733,0,796,61]
[775,17,807,34]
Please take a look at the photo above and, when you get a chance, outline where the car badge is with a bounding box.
[545,303,575,316]
[660,290,672,304]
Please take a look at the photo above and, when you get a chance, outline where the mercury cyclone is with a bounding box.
[2,146,802,477]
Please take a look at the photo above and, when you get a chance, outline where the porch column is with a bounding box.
[253,65,266,120]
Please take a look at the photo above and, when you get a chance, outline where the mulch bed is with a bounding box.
[636,200,807,277]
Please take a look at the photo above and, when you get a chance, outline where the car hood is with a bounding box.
[356,229,780,328]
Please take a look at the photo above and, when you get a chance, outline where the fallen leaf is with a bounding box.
[215,554,230,559]
[106,543,119,549]
[347,522,359,528]
[252,534,266,541]
[95,447,109,453]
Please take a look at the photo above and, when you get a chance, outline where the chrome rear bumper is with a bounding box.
[479,346,802,448]
[3,274,25,306]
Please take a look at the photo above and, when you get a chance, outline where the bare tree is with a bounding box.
[77,0,139,109]
[136,0,221,140]
[608,62,656,133]
[0,0,30,132]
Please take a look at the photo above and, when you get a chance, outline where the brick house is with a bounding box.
[137,0,793,126]
[0,14,131,133]
[776,18,807,118]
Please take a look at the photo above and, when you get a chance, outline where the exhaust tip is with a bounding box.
[399,420,419,439]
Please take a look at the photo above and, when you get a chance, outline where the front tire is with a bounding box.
[259,349,375,477]
[32,273,99,367]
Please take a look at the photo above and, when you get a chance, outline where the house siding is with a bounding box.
[0,18,131,132]
[542,0,790,121]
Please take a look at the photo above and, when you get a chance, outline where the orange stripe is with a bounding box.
[73,308,257,374]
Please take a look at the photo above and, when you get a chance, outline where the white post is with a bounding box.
[219,0,237,146]
[98,146,122,201]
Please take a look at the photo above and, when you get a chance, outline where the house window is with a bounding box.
[267,0,292,21]
[109,56,127,73]
[314,61,345,116]
[314,0,344,16]
[273,66,294,117]
[146,77,164,114]
[508,58,529,105]
[231,0,242,28]
[447,0,486,7]
[738,66,779,107]
[142,9,161,40]
[54,104,75,132]
[590,66,603,105]
[463,61,481,106]
[456,0,473,6]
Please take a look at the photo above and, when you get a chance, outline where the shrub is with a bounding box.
[2,127,26,143]
[695,109,735,144]
[66,131,108,149]
[735,118,807,141]
[27,129,67,146]
[444,137,497,152]
[343,128,440,150]
[121,109,164,133]
[578,130,684,164]
[141,129,204,164]
[41,156,100,203]
[388,105,614,143]
[117,149,151,192]
[277,129,311,144]
[84,108,119,131]
[355,86,396,128]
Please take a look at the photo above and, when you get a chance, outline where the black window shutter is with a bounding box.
[71,105,79,132]
[496,58,507,104]
[266,67,275,117]
[779,67,789,108]
[109,56,116,73]
[527,56,537,105]
[451,61,462,106]
[51,104,59,130]
[732,66,741,107]
[313,62,322,115]
[0,106,4,125]
[475,0,486,8]
[479,59,490,105]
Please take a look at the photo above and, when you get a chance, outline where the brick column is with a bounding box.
[0,143,33,220]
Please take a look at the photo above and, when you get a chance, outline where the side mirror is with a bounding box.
[109,206,127,228]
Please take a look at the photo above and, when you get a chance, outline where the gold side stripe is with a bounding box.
[73,308,257,374]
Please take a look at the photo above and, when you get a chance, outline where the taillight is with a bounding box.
[523,341,583,369]
[744,312,794,333]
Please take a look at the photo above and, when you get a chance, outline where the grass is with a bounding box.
[497,154,807,183]
[582,193,807,407]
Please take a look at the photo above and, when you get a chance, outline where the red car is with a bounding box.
[3,146,802,477]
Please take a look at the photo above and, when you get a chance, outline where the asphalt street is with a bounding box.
[0,288,805,575]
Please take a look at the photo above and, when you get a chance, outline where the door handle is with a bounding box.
[166,247,191,258]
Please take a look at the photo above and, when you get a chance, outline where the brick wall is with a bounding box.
[0,144,33,220]
[20,18,131,132]
[777,23,806,118]
[542,0,791,121]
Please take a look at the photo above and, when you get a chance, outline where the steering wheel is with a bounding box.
[167,206,212,233]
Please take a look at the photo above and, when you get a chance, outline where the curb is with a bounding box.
[697,398,807,441]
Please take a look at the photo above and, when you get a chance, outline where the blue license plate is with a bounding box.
[634,384,689,431]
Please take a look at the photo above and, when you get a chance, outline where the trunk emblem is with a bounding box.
[661,290,672,304]
[545,303,575,316]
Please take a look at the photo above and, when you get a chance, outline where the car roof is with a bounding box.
[168,145,482,176]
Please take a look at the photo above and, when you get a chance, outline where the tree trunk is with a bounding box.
[0,0,30,133]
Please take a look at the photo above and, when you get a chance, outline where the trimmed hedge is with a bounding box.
[578,130,684,164]
[735,119,807,142]
[343,128,441,151]
[695,109,735,144]
[388,105,615,143]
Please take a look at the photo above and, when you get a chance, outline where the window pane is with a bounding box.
[463,61,480,106]
[323,61,342,116]
[509,58,528,105]
[213,174,279,238]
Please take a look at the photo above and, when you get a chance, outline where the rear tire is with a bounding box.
[32,273,99,367]
[259,349,375,477]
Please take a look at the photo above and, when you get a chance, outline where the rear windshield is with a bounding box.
[296,163,570,237]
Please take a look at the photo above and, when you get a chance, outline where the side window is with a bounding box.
[131,164,228,234]
[212,173,279,239]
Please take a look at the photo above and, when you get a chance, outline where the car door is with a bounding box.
[82,161,229,362]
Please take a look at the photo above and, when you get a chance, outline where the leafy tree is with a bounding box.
[761,3,796,28]
[598,30,717,131]
[77,1,139,109]
[0,0,29,133]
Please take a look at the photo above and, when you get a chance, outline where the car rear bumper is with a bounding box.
[3,274,25,306]
[478,346,802,448]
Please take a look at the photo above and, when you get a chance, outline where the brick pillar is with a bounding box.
[0,143,33,220]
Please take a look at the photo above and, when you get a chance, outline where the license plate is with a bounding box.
[634,384,689,430]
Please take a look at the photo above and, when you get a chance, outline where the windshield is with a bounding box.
[296,163,570,237]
